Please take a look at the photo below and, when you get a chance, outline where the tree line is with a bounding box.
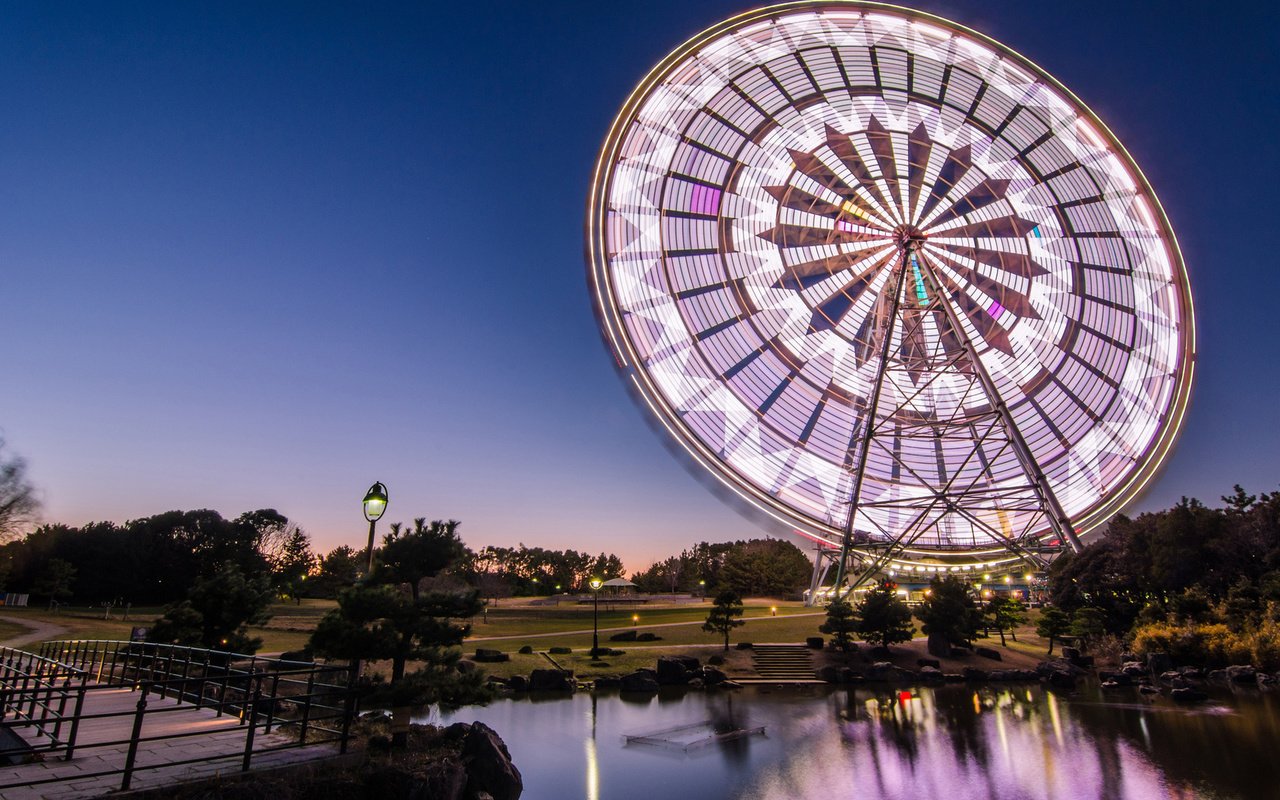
[629,538,813,598]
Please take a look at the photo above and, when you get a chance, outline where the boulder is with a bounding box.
[975,647,1003,662]
[656,655,699,685]
[456,660,478,674]
[1139,683,1160,695]
[507,675,528,692]
[474,648,510,663]
[1120,662,1146,678]
[620,670,660,693]
[1257,672,1277,687]
[1179,666,1203,680]
[702,667,728,686]
[594,675,621,690]
[919,666,945,682]
[927,632,951,659]
[1207,669,1228,683]
[459,722,524,800]
[1061,646,1081,661]
[517,645,534,655]
[961,667,989,682]
[635,632,662,642]
[917,658,941,669]
[806,637,825,649]
[609,630,637,642]
[278,648,314,664]
[1225,665,1257,684]
[736,642,754,650]
[1158,670,1181,683]
[528,669,574,692]
[866,662,915,682]
[548,647,572,655]
[708,655,725,666]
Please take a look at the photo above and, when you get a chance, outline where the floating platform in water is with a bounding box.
[624,720,766,751]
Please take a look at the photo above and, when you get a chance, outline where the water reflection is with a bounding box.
[427,683,1278,800]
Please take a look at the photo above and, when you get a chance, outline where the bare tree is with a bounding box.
[0,438,38,542]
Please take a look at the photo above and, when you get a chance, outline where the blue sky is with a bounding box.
[0,1,1275,572]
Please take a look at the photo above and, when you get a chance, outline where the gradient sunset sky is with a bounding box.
[1,1,1273,572]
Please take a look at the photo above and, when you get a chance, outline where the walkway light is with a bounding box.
[590,578,603,657]
[362,481,388,576]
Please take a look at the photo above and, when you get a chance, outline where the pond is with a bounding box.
[427,682,1280,800]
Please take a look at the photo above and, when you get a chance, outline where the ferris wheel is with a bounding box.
[586,2,1195,592]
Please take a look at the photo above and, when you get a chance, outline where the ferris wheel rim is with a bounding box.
[586,1,1196,562]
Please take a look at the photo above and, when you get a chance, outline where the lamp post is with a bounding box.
[362,481,388,577]
[590,578,603,656]
[699,579,706,601]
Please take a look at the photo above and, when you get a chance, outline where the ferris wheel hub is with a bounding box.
[893,224,927,253]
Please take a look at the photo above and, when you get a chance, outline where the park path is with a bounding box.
[0,614,68,649]
[467,611,825,642]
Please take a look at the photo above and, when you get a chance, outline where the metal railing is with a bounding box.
[0,646,89,758]
[0,640,357,792]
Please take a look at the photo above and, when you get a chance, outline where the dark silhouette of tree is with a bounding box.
[148,565,273,653]
[311,545,361,598]
[916,576,981,649]
[0,438,38,543]
[855,581,915,649]
[719,539,813,597]
[32,558,75,610]
[820,598,858,651]
[986,596,1027,647]
[1035,607,1071,655]
[1069,607,1107,651]
[309,518,488,746]
[702,589,745,651]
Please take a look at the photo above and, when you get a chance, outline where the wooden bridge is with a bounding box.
[0,641,358,798]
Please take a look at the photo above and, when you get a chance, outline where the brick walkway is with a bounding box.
[1,685,347,799]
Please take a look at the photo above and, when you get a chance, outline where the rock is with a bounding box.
[1257,672,1277,687]
[708,655,725,666]
[507,675,528,692]
[528,669,574,692]
[609,630,637,642]
[919,666,945,682]
[865,662,915,682]
[456,659,478,673]
[1071,655,1094,668]
[608,649,626,657]
[806,637,825,649]
[1147,652,1174,675]
[460,721,523,800]
[1159,670,1181,683]
[1100,680,1122,690]
[1225,665,1257,684]
[736,642,754,650]
[975,647,1002,661]
[1179,667,1203,680]
[839,668,865,684]
[702,666,728,686]
[917,658,941,669]
[517,645,534,655]
[927,632,951,659]
[620,670,660,692]
[962,667,989,681]
[656,655,699,685]
[635,632,662,642]
[593,676,621,689]
[1139,684,1160,695]
[1120,662,1146,678]
[1207,669,1228,683]
[1171,686,1208,703]
[278,648,314,664]
[1061,647,1081,661]
[474,648,510,663]
[950,646,973,658]
[1046,669,1077,689]
[1120,652,1139,664]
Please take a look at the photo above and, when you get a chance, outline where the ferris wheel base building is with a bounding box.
[586,2,1194,598]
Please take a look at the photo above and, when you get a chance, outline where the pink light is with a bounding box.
[836,219,857,233]
[690,185,721,216]
[987,300,1005,320]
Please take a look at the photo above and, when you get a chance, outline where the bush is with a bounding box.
[1133,622,1251,668]
[549,646,571,655]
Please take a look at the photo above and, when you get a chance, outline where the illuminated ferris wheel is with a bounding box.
[586,2,1195,592]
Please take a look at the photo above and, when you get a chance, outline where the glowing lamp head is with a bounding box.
[590,578,603,591]
[362,481,388,522]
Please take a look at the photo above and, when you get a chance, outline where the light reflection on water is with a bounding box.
[425,683,1280,800]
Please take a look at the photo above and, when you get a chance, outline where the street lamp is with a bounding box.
[699,579,706,601]
[362,481,388,576]
[590,578,603,657]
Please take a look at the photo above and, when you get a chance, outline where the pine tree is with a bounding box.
[702,589,745,650]
[855,581,915,649]
[820,598,858,651]
[986,596,1027,646]
[1035,607,1071,655]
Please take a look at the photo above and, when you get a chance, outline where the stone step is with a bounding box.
[751,645,815,681]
